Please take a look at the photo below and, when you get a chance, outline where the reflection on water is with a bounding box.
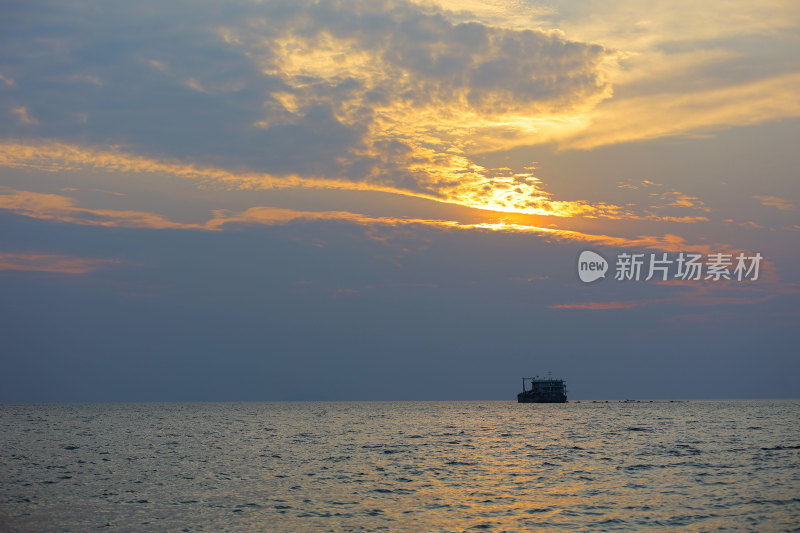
[1,400,798,531]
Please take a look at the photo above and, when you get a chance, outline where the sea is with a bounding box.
[1,400,798,532]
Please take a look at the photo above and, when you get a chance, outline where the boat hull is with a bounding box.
[517,392,567,403]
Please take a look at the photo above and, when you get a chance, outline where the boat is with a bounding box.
[517,376,567,403]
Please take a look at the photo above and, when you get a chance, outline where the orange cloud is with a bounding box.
[0,251,117,274]
[1,138,727,224]
[0,139,624,218]
[0,186,203,229]
[754,195,796,211]
[0,187,722,254]
[0,140,330,190]
[5,138,722,225]
[517,227,717,255]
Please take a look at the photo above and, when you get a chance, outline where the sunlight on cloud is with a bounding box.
[0,186,713,254]
[6,184,790,312]
[0,139,717,224]
[429,0,800,149]
[754,195,796,211]
[549,0,800,50]
[413,0,557,30]
[1,0,798,220]
[562,73,800,150]
[218,2,615,213]
[0,139,618,217]
[7,183,795,312]
[0,140,390,193]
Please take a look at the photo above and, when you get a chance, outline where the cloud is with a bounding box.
[547,0,800,150]
[0,186,203,230]
[0,186,723,255]
[611,179,712,222]
[0,139,620,217]
[3,0,798,219]
[754,195,796,211]
[559,73,800,150]
[6,0,794,219]
[0,0,614,215]
[0,138,730,224]
[237,1,612,124]
[0,250,117,274]
[11,106,37,125]
[428,0,800,150]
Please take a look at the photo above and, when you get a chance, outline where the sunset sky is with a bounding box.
[1,0,798,401]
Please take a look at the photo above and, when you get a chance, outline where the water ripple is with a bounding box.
[1,400,798,531]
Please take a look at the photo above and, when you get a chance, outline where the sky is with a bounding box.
[1,0,798,401]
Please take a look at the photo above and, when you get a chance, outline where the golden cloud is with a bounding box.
[9,0,795,222]
[0,186,719,255]
[0,140,619,217]
[558,73,800,150]
[754,195,796,211]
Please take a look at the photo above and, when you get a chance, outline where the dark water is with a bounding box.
[1,400,798,531]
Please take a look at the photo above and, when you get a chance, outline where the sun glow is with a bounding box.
[0,139,610,218]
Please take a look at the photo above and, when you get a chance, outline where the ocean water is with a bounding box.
[1,400,798,532]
